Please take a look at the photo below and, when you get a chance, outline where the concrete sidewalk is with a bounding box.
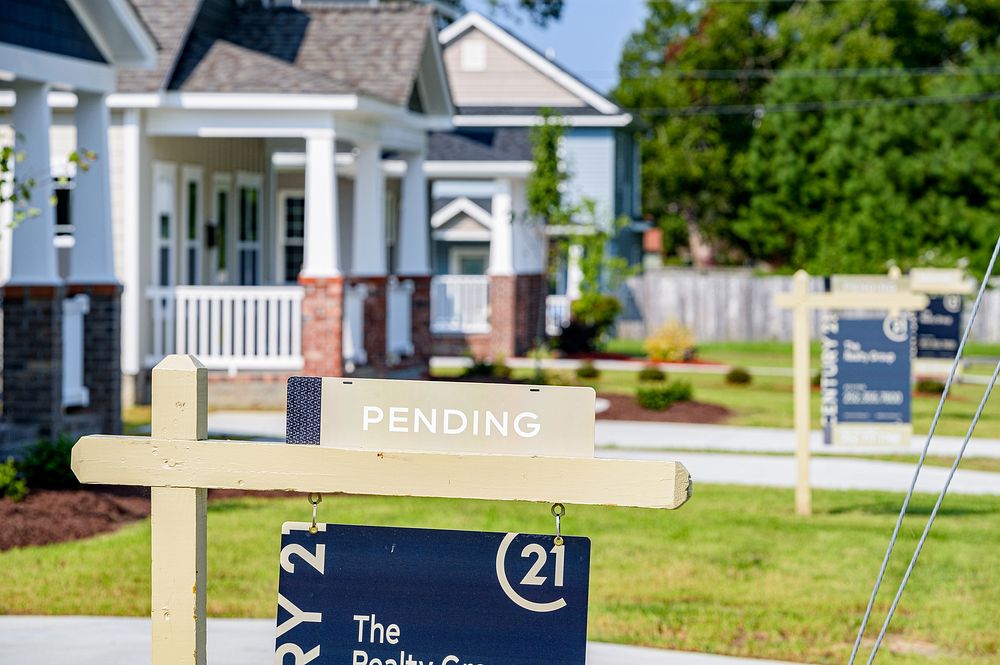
[0,616,812,665]
[208,412,1000,459]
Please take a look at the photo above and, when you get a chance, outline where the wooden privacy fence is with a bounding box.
[626,269,1000,343]
[70,355,691,665]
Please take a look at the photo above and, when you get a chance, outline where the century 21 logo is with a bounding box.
[495,533,567,613]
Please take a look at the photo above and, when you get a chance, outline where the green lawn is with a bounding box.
[2,486,998,664]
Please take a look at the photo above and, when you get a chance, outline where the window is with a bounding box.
[281,192,305,284]
[212,173,232,285]
[182,166,204,285]
[153,162,177,288]
[237,173,263,285]
[460,40,487,72]
[449,247,489,275]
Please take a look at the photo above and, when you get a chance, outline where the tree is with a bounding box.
[615,1,791,267]
[434,0,563,26]
[1,142,95,227]
[735,0,1000,274]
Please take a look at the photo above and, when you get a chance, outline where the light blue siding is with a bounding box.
[562,128,616,226]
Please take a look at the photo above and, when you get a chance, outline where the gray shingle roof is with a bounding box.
[118,0,201,93]
[119,2,434,106]
[427,128,532,161]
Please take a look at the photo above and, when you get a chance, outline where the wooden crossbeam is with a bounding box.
[774,290,929,311]
[72,436,691,509]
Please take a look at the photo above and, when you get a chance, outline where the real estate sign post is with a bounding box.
[71,355,691,665]
[775,270,928,516]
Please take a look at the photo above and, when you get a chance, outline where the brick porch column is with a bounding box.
[351,140,388,371]
[299,130,344,376]
[397,152,432,365]
[352,276,388,370]
[300,277,345,376]
[67,92,121,434]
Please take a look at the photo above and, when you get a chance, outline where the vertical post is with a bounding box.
[150,355,208,665]
[68,92,116,283]
[792,270,812,516]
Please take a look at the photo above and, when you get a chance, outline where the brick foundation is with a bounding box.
[300,276,345,377]
[68,283,122,435]
[1,285,64,438]
[351,276,388,372]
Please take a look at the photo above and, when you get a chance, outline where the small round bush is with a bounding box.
[725,366,752,386]
[915,378,946,394]
[811,371,822,388]
[636,381,693,411]
[575,360,600,379]
[20,436,77,490]
[0,457,28,502]
[638,365,666,382]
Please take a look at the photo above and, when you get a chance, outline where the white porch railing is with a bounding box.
[430,275,490,334]
[387,277,415,361]
[146,286,304,372]
[546,295,572,336]
[62,294,90,407]
[342,282,368,370]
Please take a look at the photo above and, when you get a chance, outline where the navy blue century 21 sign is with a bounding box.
[275,523,591,665]
[916,295,963,359]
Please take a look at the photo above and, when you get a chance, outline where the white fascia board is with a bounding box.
[271,152,407,177]
[439,13,620,115]
[106,93,163,108]
[171,92,359,111]
[453,113,633,128]
[431,197,493,229]
[65,0,157,68]
[433,229,492,242]
[0,43,116,93]
[146,108,335,137]
[424,160,534,178]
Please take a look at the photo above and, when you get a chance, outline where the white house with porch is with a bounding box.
[0,0,155,438]
[103,0,454,402]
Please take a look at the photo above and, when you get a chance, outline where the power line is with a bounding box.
[621,89,1000,116]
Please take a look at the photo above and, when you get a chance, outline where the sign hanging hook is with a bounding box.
[308,493,322,534]
[551,502,565,547]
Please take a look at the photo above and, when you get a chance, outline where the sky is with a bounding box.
[462,0,650,94]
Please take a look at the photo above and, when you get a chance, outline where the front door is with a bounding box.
[211,173,233,285]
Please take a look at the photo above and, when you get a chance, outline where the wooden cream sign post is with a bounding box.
[71,355,691,665]
[775,269,928,516]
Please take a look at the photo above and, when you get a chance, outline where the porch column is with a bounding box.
[67,91,122,434]
[351,141,388,370]
[299,131,344,377]
[566,243,583,299]
[486,179,516,357]
[488,178,514,276]
[397,152,431,366]
[9,80,59,285]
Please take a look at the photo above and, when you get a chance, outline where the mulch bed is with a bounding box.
[596,393,732,424]
[0,486,306,552]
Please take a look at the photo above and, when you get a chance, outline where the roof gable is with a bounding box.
[431,197,493,229]
[439,12,619,115]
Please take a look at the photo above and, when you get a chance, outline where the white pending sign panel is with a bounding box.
[319,377,596,458]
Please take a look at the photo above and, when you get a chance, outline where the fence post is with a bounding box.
[150,354,208,665]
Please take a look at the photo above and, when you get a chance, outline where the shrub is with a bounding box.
[20,436,78,490]
[812,371,822,388]
[0,458,28,502]
[463,356,512,381]
[726,367,753,385]
[575,360,600,379]
[539,370,578,387]
[570,293,622,336]
[636,381,693,411]
[915,378,946,394]
[644,321,695,362]
[638,365,666,382]
[556,320,600,354]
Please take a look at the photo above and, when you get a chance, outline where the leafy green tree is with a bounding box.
[736,0,1000,273]
[616,1,790,266]
[527,107,570,227]
[435,0,563,26]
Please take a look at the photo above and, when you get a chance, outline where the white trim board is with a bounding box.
[439,12,620,115]
[0,43,115,93]
[452,114,633,128]
[424,160,533,178]
[430,197,493,229]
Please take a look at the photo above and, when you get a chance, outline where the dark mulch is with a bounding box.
[597,393,732,424]
[0,486,308,552]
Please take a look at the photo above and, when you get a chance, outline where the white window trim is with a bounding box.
[276,188,305,285]
[236,171,264,286]
[211,172,233,285]
[181,165,204,285]
[430,196,493,229]
[460,39,487,72]
[151,161,177,288]
[449,246,490,275]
